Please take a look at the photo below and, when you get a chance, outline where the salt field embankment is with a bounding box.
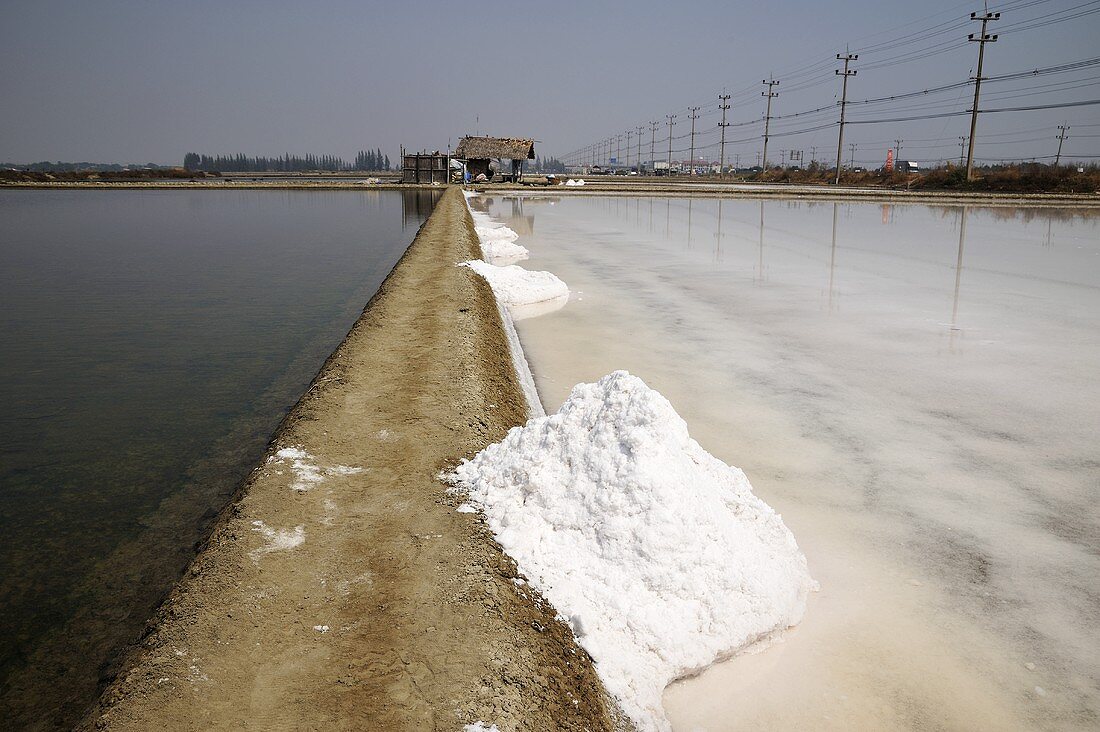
[84,188,622,731]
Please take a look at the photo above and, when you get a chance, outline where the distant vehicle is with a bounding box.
[896,160,921,173]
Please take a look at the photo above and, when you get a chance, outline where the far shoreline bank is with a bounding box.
[5,179,1098,207]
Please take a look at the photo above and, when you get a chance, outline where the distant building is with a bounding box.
[897,160,921,173]
[454,136,535,182]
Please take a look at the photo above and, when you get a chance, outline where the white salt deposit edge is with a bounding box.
[449,371,817,732]
[480,239,529,265]
[461,200,548,418]
[474,223,520,242]
[489,290,545,418]
[461,260,568,309]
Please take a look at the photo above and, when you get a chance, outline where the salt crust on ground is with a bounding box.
[249,520,305,560]
[271,446,362,492]
[449,371,816,732]
[460,260,569,309]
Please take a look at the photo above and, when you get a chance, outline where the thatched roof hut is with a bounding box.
[455,136,535,161]
[455,136,535,181]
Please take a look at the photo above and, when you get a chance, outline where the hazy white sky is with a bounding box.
[1,0,1097,166]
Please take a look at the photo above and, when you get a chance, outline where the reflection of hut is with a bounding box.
[454,136,535,182]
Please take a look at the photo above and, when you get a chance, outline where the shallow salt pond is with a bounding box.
[476,194,1100,730]
[0,188,438,727]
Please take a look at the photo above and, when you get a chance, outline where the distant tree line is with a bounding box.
[522,155,567,174]
[183,150,391,172]
[2,161,170,172]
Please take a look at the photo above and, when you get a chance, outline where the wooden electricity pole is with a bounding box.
[1055,124,1070,166]
[835,52,857,184]
[650,121,659,174]
[965,9,999,181]
[666,114,677,174]
[762,78,779,169]
[718,94,731,179]
[688,106,700,175]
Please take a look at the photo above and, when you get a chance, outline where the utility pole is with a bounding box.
[616,134,622,170]
[666,114,677,174]
[636,126,644,173]
[849,143,857,169]
[650,121,659,175]
[965,9,999,181]
[687,106,700,175]
[811,145,818,165]
[958,136,968,166]
[894,139,903,165]
[1055,124,1070,166]
[834,52,857,184]
[718,94,731,179]
[626,129,633,168]
[762,78,779,169]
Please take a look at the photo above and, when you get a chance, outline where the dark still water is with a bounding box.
[0,188,439,728]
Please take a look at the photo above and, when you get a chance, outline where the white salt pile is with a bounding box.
[474,223,519,242]
[564,178,586,186]
[461,194,561,416]
[468,211,530,264]
[449,371,816,732]
[481,239,530,264]
[461,260,568,310]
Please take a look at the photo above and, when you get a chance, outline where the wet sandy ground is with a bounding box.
[83,188,624,731]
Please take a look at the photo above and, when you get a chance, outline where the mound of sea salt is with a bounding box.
[474,223,520,242]
[461,260,568,308]
[450,371,815,732]
[479,238,529,264]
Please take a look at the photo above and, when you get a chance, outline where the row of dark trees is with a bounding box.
[521,155,567,174]
[183,150,391,173]
[3,161,169,172]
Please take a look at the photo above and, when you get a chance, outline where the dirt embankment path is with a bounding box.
[84,187,624,731]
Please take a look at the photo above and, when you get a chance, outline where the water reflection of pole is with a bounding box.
[828,202,839,309]
[1045,217,1053,248]
[649,197,653,233]
[716,198,724,260]
[687,198,693,249]
[757,200,766,282]
[950,206,968,345]
[666,198,671,238]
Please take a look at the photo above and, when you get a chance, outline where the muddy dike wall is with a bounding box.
[83,187,624,731]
